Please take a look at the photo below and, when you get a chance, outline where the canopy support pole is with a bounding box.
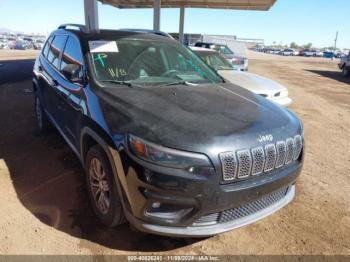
[84,0,99,33]
[179,5,185,44]
[153,0,161,31]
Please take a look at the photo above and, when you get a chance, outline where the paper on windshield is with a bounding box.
[89,41,119,53]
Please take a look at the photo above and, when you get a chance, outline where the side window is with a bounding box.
[60,36,84,71]
[42,36,53,58]
[47,35,67,69]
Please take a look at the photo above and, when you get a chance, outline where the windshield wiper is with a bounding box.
[100,80,140,88]
[162,81,197,87]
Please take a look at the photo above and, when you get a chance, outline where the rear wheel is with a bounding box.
[342,66,350,77]
[85,144,125,227]
[35,95,51,133]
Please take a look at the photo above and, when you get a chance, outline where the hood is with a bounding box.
[218,70,286,94]
[99,83,301,159]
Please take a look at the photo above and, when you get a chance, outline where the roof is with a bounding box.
[98,0,277,10]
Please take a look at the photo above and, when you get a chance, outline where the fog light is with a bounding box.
[145,203,193,220]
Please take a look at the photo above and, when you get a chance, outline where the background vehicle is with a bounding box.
[33,39,45,50]
[14,40,30,50]
[279,49,294,56]
[300,49,316,57]
[339,51,350,76]
[194,42,248,71]
[315,50,324,57]
[0,39,10,49]
[192,47,292,107]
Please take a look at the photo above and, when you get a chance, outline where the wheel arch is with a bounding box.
[80,125,132,216]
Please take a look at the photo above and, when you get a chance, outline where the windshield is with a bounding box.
[89,38,222,86]
[196,52,233,71]
[213,45,234,55]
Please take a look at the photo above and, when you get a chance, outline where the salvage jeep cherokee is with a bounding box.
[32,24,304,237]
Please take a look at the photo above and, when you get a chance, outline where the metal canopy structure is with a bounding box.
[84,0,276,42]
[99,0,276,10]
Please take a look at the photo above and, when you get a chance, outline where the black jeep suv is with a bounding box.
[33,24,304,237]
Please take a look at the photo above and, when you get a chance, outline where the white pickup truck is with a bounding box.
[339,51,350,77]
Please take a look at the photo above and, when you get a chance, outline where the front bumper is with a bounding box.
[125,185,295,237]
[232,64,248,71]
[119,146,302,237]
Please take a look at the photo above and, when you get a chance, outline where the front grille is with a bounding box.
[251,147,265,176]
[237,150,252,178]
[275,141,287,168]
[294,135,303,160]
[220,135,303,182]
[193,186,289,226]
[285,138,295,165]
[219,152,237,181]
[264,144,277,172]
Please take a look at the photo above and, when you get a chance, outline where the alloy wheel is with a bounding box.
[89,157,110,215]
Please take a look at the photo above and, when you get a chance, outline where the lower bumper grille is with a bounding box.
[193,186,289,226]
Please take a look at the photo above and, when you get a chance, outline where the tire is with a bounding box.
[85,144,125,227]
[35,95,52,133]
[342,66,350,77]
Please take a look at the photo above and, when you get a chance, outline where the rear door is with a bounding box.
[41,34,67,123]
[37,36,53,111]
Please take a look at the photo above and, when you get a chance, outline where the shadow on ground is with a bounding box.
[0,59,202,252]
[306,69,350,85]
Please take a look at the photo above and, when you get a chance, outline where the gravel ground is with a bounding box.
[0,50,349,255]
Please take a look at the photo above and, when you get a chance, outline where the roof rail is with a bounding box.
[58,24,87,33]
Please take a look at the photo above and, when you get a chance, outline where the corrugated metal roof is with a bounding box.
[99,0,276,10]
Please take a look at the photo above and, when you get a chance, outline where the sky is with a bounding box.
[0,0,349,48]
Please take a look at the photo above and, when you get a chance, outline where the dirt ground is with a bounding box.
[0,50,349,255]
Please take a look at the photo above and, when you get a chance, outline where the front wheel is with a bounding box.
[85,145,125,227]
[342,67,350,77]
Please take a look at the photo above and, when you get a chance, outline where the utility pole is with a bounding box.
[334,31,338,52]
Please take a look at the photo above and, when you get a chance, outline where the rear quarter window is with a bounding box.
[42,36,53,58]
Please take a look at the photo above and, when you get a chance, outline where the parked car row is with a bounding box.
[0,33,46,50]
[255,46,348,58]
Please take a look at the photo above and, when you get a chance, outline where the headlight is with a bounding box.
[128,134,212,169]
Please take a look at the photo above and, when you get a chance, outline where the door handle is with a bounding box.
[38,65,43,72]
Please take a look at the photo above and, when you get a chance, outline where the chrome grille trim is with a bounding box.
[237,150,252,178]
[264,144,277,172]
[294,135,303,160]
[251,147,265,176]
[219,135,303,183]
[219,152,237,181]
[275,141,287,168]
[285,138,295,165]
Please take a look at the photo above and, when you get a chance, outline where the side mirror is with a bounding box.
[62,64,84,84]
